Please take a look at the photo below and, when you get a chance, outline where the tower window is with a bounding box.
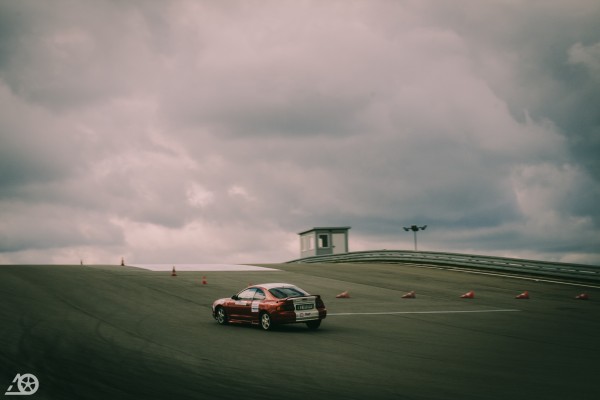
[318,234,329,248]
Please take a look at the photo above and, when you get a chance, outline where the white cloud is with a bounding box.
[228,185,256,202]
[186,183,215,208]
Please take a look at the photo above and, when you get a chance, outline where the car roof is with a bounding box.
[251,283,299,290]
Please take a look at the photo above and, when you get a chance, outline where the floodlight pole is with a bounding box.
[403,225,427,251]
[412,230,417,250]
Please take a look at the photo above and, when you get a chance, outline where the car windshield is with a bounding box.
[269,286,309,299]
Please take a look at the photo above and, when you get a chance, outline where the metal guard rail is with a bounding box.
[287,250,600,283]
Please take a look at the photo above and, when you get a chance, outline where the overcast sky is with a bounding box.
[1,0,599,265]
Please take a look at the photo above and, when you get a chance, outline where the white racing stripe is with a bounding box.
[329,309,520,316]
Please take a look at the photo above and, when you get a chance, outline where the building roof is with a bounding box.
[298,226,351,235]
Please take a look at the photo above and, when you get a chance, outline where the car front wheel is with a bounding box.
[215,307,228,325]
[260,312,273,331]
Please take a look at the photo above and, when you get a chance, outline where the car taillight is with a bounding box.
[277,301,294,312]
[316,296,325,308]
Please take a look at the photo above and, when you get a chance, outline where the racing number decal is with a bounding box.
[251,301,260,313]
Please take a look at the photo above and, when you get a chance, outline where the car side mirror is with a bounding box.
[231,295,239,300]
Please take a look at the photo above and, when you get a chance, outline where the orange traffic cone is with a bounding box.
[336,291,351,299]
[402,291,416,299]
[202,276,207,285]
[461,290,475,299]
[575,293,589,300]
[515,291,529,299]
[171,266,177,277]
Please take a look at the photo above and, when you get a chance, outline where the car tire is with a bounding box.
[259,312,273,331]
[306,320,321,330]
[215,307,228,325]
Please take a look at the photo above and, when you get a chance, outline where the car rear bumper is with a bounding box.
[271,309,327,324]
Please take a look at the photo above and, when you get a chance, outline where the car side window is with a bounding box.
[237,288,256,300]
[253,289,266,300]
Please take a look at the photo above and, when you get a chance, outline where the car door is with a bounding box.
[249,288,266,323]
[229,288,256,321]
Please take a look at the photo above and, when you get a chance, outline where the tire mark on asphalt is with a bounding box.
[329,309,521,316]
[53,291,215,368]
[389,312,600,352]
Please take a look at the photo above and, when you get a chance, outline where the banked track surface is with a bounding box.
[288,250,600,284]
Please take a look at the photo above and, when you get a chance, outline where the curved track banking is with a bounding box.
[0,263,599,400]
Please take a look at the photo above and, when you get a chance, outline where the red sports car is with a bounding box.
[212,283,327,330]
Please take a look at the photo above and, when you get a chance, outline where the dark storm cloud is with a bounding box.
[0,0,599,264]
[0,0,166,111]
[421,0,600,179]
[0,83,84,189]
[0,201,123,253]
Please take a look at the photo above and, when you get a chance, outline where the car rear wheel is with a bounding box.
[306,320,321,330]
[260,312,273,331]
[215,307,228,325]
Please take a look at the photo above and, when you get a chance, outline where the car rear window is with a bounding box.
[269,287,308,299]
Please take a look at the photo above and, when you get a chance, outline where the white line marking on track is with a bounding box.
[329,309,521,316]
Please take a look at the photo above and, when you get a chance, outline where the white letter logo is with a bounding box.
[4,374,39,396]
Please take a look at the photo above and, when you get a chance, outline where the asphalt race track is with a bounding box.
[1,263,599,400]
